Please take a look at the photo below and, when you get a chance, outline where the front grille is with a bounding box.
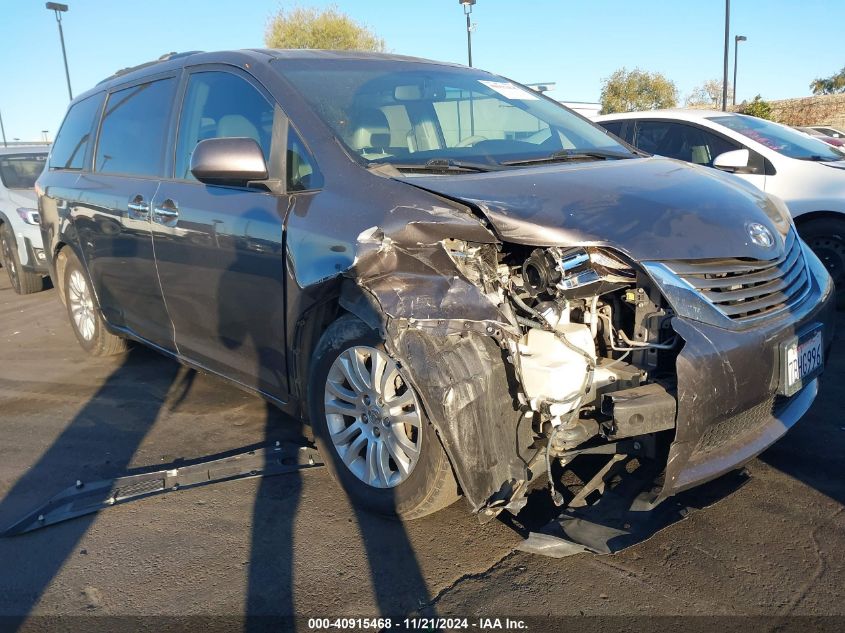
[665,230,809,322]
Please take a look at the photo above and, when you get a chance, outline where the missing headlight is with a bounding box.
[521,247,635,299]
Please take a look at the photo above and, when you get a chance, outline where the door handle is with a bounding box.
[152,199,179,224]
[127,195,150,219]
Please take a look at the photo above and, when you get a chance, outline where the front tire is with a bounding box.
[308,314,459,520]
[799,217,845,304]
[0,224,45,295]
[62,250,129,356]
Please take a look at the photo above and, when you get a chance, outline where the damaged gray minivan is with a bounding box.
[38,51,835,527]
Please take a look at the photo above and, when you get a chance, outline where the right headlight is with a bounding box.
[762,194,794,234]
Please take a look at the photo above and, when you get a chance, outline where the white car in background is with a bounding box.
[595,110,845,295]
[0,146,50,294]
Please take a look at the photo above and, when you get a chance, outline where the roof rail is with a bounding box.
[97,51,204,86]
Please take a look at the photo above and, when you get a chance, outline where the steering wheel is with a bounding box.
[455,135,488,148]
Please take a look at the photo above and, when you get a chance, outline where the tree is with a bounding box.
[599,68,678,114]
[685,79,734,109]
[810,66,845,95]
[265,5,385,52]
[739,95,773,120]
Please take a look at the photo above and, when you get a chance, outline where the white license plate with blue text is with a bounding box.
[782,329,823,395]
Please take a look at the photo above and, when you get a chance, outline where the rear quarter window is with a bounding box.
[49,93,105,171]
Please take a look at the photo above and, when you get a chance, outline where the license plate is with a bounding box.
[780,327,824,396]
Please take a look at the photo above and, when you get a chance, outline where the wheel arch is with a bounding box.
[794,210,845,231]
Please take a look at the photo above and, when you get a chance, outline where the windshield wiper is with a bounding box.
[798,154,844,162]
[368,158,501,174]
[500,148,637,166]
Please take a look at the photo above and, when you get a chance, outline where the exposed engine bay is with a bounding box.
[430,238,683,516]
[509,245,679,506]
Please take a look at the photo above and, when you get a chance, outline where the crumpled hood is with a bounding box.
[399,157,790,262]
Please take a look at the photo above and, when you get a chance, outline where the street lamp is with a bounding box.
[733,35,747,106]
[721,0,730,111]
[458,0,476,67]
[46,2,73,101]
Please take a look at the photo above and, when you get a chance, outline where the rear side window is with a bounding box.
[174,71,274,180]
[600,120,624,138]
[49,93,104,170]
[95,78,176,177]
[635,121,737,166]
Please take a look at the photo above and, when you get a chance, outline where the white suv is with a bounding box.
[0,146,49,294]
[595,110,845,296]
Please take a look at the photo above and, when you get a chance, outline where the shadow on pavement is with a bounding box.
[0,346,179,627]
[245,400,435,631]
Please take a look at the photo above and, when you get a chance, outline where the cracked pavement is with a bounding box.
[0,273,843,627]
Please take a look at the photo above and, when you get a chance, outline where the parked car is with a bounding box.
[809,125,845,139]
[0,146,50,293]
[38,51,834,526]
[795,126,845,149]
[596,110,845,295]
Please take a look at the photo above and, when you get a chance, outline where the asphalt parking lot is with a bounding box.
[1,272,843,630]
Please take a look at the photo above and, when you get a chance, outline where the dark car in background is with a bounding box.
[796,126,845,149]
[36,50,835,525]
[809,125,845,139]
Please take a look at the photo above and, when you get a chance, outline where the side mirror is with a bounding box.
[713,148,750,173]
[190,137,268,186]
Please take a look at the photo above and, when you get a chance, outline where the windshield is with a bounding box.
[708,115,844,161]
[278,60,630,168]
[0,153,47,189]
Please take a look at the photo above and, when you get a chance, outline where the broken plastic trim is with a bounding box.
[2,442,324,537]
[518,468,750,558]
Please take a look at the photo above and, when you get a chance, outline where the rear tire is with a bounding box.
[308,314,459,520]
[799,217,845,306]
[0,224,45,295]
[62,250,129,356]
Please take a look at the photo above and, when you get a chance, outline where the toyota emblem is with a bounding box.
[747,222,775,249]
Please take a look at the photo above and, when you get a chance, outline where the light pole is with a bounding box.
[721,0,730,111]
[0,108,6,148]
[733,35,747,106]
[459,0,476,67]
[46,2,73,101]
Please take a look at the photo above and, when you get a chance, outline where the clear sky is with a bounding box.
[1,0,843,141]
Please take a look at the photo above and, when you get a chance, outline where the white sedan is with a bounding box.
[595,109,845,295]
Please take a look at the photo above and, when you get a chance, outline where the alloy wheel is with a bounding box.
[67,269,96,341]
[323,346,423,488]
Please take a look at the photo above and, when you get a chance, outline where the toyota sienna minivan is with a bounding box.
[37,50,835,527]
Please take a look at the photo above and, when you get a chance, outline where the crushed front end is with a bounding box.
[349,204,834,546]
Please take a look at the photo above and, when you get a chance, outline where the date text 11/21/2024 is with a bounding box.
[306,617,528,630]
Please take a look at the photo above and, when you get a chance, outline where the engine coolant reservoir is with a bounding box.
[517,324,596,410]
